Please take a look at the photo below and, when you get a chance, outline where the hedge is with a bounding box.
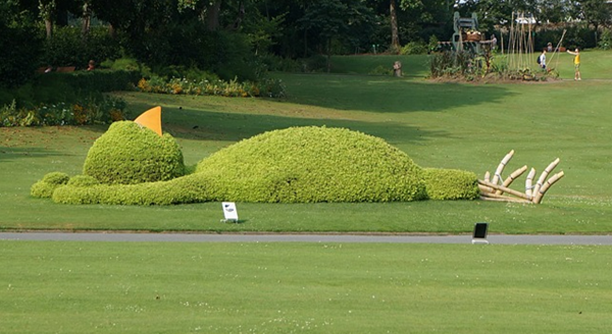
[422,168,480,200]
[82,121,185,185]
[35,126,482,205]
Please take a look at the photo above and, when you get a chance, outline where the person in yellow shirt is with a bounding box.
[567,48,581,80]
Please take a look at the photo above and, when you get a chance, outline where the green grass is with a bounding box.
[330,49,612,80]
[3,52,612,334]
[1,241,611,334]
[2,52,612,233]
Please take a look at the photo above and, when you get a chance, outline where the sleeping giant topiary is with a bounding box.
[82,121,185,185]
[40,126,482,205]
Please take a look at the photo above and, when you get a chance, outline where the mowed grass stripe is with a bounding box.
[1,241,611,333]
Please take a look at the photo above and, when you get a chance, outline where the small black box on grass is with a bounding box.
[472,222,489,244]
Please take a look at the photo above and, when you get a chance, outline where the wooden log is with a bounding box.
[533,171,565,204]
[533,158,560,196]
[478,180,532,201]
[525,168,536,197]
[496,165,527,195]
[491,150,514,185]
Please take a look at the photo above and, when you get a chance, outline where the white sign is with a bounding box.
[221,202,239,222]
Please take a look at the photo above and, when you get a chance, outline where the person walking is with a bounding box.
[566,48,581,80]
[538,49,547,71]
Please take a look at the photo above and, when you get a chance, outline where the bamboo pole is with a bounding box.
[480,195,532,204]
[533,171,565,204]
[532,158,560,196]
[496,165,528,195]
[548,29,567,69]
[491,150,514,185]
[484,171,491,183]
[479,180,532,201]
[525,168,536,197]
[478,183,494,194]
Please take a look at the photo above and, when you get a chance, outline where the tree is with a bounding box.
[577,0,612,35]
[398,0,453,43]
[390,0,400,52]
[0,0,43,87]
[38,0,56,39]
[299,0,376,70]
[536,0,573,24]
[458,0,537,33]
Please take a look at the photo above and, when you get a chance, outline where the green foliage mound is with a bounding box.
[43,127,481,206]
[67,175,100,187]
[422,168,480,200]
[195,126,427,203]
[51,173,213,205]
[82,121,185,185]
[30,172,70,198]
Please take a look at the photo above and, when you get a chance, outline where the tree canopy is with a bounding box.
[1,0,611,87]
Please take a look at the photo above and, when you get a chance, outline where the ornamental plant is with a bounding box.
[82,121,185,185]
[37,126,480,205]
[195,126,427,203]
[421,168,480,200]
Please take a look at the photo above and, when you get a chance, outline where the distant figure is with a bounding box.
[491,34,497,49]
[393,60,402,77]
[87,60,95,71]
[547,42,553,52]
[566,48,581,80]
[538,49,547,70]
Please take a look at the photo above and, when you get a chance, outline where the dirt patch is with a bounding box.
[428,75,562,85]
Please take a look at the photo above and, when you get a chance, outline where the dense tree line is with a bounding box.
[1,0,611,87]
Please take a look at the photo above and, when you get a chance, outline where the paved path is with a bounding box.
[1,232,612,245]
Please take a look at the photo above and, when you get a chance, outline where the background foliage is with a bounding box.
[3,0,612,88]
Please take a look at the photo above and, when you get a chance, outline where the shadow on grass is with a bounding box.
[0,147,69,162]
[277,73,513,113]
[162,107,446,145]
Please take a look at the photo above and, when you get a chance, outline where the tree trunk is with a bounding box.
[82,2,91,39]
[227,1,245,30]
[206,0,222,31]
[390,0,400,53]
[45,19,53,39]
[108,24,116,39]
[303,29,308,58]
[326,38,332,73]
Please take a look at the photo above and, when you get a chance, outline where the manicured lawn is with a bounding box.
[2,53,612,334]
[1,241,611,334]
[2,52,612,234]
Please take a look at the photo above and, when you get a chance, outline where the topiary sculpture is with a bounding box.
[34,125,486,205]
[422,168,479,200]
[30,172,70,198]
[82,121,185,185]
[195,126,427,203]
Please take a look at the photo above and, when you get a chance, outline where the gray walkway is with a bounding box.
[1,232,612,245]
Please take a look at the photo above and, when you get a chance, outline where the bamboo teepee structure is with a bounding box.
[507,12,536,70]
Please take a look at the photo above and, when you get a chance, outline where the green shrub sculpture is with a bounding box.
[422,168,480,200]
[195,126,427,203]
[35,126,481,205]
[82,121,185,185]
[30,172,70,198]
